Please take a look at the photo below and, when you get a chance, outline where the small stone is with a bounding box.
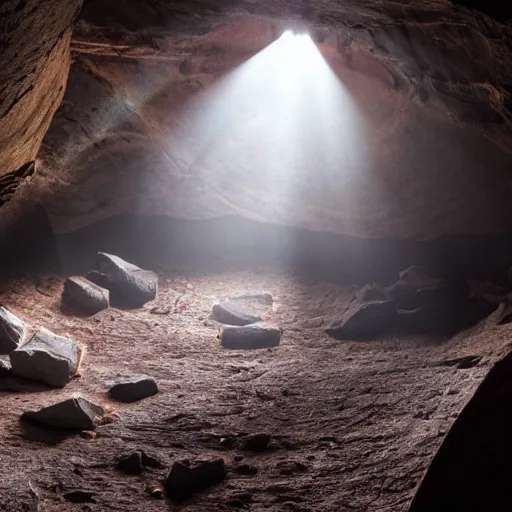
[109,374,158,403]
[22,397,104,430]
[241,433,271,452]
[212,302,261,326]
[63,490,96,504]
[325,301,397,340]
[97,252,158,307]
[117,452,144,475]
[0,307,26,354]
[10,327,80,388]
[165,459,227,501]
[62,276,109,314]
[219,322,281,350]
[231,293,273,305]
[235,464,258,476]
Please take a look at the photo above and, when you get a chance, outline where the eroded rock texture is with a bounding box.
[0,0,82,203]
[4,1,512,240]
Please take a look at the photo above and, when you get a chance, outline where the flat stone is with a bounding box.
[165,459,227,501]
[212,302,262,326]
[21,397,104,430]
[109,374,158,402]
[10,327,80,388]
[325,300,398,340]
[219,322,281,350]
[97,252,158,307]
[62,276,109,314]
[231,293,273,305]
[0,307,26,354]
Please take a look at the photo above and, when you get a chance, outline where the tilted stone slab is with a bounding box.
[0,307,26,354]
[10,327,80,388]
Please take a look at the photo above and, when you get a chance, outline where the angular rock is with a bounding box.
[241,433,271,452]
[109,374,158,403]
[0,307,26,354]
[85,270,112,290]
[219,322,281,350]
[326,300,397,340]
[10,327,80,388]
[22,397,104,430]
[62,276,109,314]
[97,252,158,307]
[116,450,165,475]
[212,302,262,326]
[165,459,227,501]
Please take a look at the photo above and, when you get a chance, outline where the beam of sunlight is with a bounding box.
[168,30,371,226]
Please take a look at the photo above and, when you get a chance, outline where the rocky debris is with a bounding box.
[212,302,262,326]
[96,252,158,307]
[116,450,165,475]
[326,300,397,341]
[0,307,26,354]
[21,397,104,431]
[235,464,258,476]
[109,374,158,403]
[219,322,281,350]
[10,328,80,388]
[165,458,227,501]
[386,267,442,308]
[241,433,271,452]
[62,276,109,314]
[357,284,388,302]
[62,490,96,504]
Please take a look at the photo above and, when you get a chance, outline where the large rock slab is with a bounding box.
[0,307,26,354]
[97,252,158,307]
[165,459,227,501]
[219,322,281,350]
[10,328,80,388]
[109,374,158,403]
[62,276,109,314]
[326,300,398,340]
[21,397,104,430]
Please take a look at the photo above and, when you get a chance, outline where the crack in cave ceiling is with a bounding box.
[1,0,512,239]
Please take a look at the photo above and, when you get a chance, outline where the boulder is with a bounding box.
[109,374,158,403]
[21,397,104,430]
[85,270,112,290]
[219,322,281,350]
[165,459,227,501]
[326,300,397,340]
[62,276,109,314]
[97,252,158,307]
[0,307,26,354]
[10,327,80,388]
[212,302,262,326]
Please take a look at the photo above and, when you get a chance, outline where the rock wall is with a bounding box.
[0,0,82,188]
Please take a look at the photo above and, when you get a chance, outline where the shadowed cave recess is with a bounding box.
[1,1,512,511]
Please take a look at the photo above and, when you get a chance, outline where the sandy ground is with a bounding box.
[0,268,510,511]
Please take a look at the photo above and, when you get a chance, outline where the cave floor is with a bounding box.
[0,268,510,511]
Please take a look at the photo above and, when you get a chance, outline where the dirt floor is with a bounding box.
[0,267,511,511]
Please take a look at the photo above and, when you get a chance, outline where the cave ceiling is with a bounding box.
[3,0,512,239]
